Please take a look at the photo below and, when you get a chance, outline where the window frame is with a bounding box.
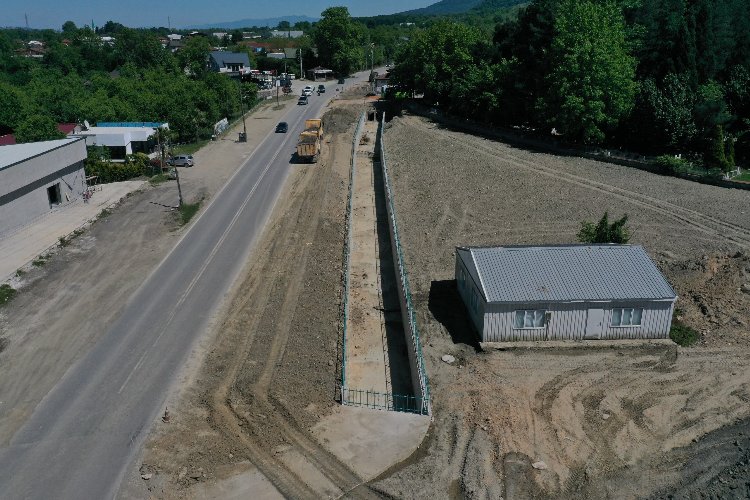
[513,309,547,330]
[611,307,643,327]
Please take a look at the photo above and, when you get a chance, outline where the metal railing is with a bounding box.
[377,113,432,416]
[341,387,426,414]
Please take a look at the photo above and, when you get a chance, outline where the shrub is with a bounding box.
[0,284,16,306]
[652,155,692,174]
[577,212,631,244]
[670,323,699,346]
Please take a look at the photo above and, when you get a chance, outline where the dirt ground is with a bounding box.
[370,113,750,498]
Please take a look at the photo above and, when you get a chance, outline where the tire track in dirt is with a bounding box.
[412,119,750,248]
[204,125,380,499]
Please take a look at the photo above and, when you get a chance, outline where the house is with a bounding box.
[375,73,391,91]
[72,125,159,160]
[267,52,285,60]
[240,41,271,53]
[283,48,298,60]
[0,124,83,146]
[209,51,252,75]
[0,138,88,236]
[455,245,677,342]
[270,30,304,38]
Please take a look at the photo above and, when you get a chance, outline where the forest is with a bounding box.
[1,0,749,171]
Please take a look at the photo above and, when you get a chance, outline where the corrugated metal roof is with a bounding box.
[460,245,676,303]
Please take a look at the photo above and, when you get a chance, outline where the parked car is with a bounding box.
[318,84,326,93]
[276,122,288,133]
[297,96,308,105]
[168,154,194,167]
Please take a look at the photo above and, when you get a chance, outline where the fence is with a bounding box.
[341,387,426,414]
[377,113,432,416]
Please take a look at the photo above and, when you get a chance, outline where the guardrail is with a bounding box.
[377,113,432,416]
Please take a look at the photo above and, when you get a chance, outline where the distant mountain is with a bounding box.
[185,15,318,30]
[401,0,484,16]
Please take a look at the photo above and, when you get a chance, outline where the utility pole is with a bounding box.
[299,48,303,80]
[237,77,247,142]
[371,43,375,93]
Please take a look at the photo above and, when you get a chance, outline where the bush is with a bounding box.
[652,155,692,174]
[0,284,16,306]
[670,323,699,346]
[85,153,151,184]
[577,212,631,244]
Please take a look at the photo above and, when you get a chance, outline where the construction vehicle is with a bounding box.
[303,119,323,139]
[296,118,323,163]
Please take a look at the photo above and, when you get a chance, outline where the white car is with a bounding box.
[303,86,314,96]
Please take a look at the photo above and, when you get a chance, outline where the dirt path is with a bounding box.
[368,113,750,498]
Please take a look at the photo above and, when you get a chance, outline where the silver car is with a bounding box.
[169,154,194,167]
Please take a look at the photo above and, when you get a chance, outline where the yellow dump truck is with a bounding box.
[296,118,323,163]
[304,118,323,138]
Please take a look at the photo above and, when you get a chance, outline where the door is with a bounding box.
[584,308,605,339]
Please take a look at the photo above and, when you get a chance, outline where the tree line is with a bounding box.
[391,0,750,169]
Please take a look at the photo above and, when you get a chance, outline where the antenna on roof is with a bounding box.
[83,120,91,130]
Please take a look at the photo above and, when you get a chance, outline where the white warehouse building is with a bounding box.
[455,245,678,342]
[0,138,88,236]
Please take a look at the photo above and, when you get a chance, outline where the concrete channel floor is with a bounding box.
[0,180,146,282]
[345,119,413,398]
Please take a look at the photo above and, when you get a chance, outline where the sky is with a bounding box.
[1,0,437,30]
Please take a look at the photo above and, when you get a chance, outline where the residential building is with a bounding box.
[72,126,159,160]
[270,30,304,38]
[209,51,252,75]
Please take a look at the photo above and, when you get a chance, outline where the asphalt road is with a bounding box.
[0,70,371,500]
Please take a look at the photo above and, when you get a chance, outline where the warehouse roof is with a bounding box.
[456,245,677,303]
[0,138,84,171]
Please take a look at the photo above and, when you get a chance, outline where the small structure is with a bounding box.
[0,138,87,235]
[73,125,158,160]
[270,30,304,38]
[307,66,334,81]
[455,245,677,342]
[209,51,252,75]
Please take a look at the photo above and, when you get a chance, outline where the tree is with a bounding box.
[392,20,484,107]
[577,212,632,244]
[541,0,637,144]
[14,115,65,143]
[62,21,77,35]
[178,36,212,78]
[313,7,365,76]
[277,20,291,31]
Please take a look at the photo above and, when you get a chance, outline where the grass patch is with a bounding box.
[58,236,70,247]
[172,140,209,156]
[177,200,202,225]
[733,170,750,181]
[0,337,8,353]
[0,284,16,306]
[32,256,47,267]
[97,208,112,220]
[15,269,26,278]
[670,323,700,346]
[149,173,169,185]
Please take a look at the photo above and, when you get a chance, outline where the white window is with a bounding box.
[514,310,546,329]
[611,307,643,327]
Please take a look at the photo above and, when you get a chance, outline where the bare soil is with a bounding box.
[370,114,750,498]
